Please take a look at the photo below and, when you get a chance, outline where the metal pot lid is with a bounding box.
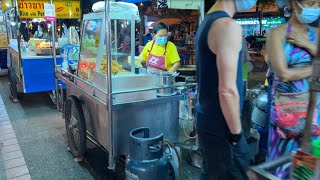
[256,93,268,108]
[251,107,266,127]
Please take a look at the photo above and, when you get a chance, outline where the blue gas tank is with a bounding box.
[125,127,169,180]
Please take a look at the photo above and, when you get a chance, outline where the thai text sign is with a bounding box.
[17,0,81,19]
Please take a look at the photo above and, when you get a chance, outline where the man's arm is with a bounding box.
[208,19,242,135]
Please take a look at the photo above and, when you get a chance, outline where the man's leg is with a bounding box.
[230,132,250,180]
[197,131,234,180]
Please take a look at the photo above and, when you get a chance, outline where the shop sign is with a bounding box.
[236,18,285,25]
[1,0,13,11]
[17,0,81,19]
[44,3,56,21]
[1,1,6,11]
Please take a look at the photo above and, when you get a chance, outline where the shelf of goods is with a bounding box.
[178,43,195,65]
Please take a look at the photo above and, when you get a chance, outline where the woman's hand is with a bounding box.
[287,32,309,48]
[168,62,181,72]
[287,32,317,56]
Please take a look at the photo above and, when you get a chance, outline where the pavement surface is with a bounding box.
[0,76,94,180]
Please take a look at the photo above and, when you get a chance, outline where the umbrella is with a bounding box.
[151,18,181,27]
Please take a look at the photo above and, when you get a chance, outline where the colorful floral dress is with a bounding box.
[267,23,319,179]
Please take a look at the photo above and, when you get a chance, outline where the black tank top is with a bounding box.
[195,11,244,120]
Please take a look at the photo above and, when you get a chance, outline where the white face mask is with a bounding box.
[295,0,320,24]
[235,0,258,12]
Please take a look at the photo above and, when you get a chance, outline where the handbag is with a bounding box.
[274,91,320,138]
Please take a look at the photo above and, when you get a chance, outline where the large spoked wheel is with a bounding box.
[64,96,87,160]
[8,67,19,103]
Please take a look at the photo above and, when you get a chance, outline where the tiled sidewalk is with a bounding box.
[0,95,31,180]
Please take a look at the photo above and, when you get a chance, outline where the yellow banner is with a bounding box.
[1,1,6,12]
[17,0,81,19]
[2,0,13,11]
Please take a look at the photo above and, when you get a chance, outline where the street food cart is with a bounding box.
[56,1,180,175]
[5,0,81,102]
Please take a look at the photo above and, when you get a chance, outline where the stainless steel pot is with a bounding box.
[155,72,175,96]
[251,93,268,127]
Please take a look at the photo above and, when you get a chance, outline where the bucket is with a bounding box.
[155,72,175,96]
[312,138,320,158]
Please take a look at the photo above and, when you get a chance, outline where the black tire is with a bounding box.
[64,96,87,157]
[168,162,175,180]
[8,67,18,102]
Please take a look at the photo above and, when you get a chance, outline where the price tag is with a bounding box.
[44,3,56,21]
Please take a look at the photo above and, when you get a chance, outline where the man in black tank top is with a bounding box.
[195,0,257,179]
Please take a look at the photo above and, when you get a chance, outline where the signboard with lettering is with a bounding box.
[17,0,81,19]
[44,3,56,21]
[1,0,13,11]
[236,18,285,26]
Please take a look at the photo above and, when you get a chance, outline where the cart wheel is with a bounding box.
[64,96,87,159]
[168,162,175,180]
[8,67,19,103]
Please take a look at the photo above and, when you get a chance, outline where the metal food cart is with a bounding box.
[55,1,180,175]
[4,0,81,103]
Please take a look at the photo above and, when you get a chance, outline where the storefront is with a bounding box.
[236,17,286,37]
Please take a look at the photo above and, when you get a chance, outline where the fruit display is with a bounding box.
[78,57,127,81]
[36,41,52,49]
[29,38,46,50]
[100,59,127,75]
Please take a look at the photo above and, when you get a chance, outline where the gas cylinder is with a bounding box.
[125,127,169,180]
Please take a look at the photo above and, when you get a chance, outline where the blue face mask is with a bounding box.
[235,0,258,12]
[295,0,320,24]
[156,37,168,46]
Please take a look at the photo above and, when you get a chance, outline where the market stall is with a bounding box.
[5,0,81,102]
[56,2,184,178]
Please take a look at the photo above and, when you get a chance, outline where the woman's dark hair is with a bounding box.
[39,23,48,33]
[153,22,167,34]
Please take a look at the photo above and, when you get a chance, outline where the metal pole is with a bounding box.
[49,0,59,111]
[130,16,135,73]
[114,20,117,61]
[105,0,115,170]
[199,0,205,22]
[14,0,22,79]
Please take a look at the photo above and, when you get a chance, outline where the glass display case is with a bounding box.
[78,18,103,81]
[77,9,138,83]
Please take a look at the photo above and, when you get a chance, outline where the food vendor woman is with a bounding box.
[139,23,181,72]
[33,23,48,39]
